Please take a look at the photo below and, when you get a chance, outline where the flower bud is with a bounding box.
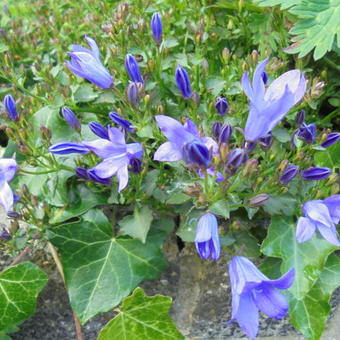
[331,183,340,196]
[212,122,222,139]
[219,124,233,143]
[301,167,331,181]
[259,131,272,149]
[226,148,247,169]
[7,211,21,218]
[109,111,134,132]
[280,164,299,184]
[215,97,229,116]
[192,91,200,105]
[40,126,51,140]
[125,54,143,83]
[321,132,340,148]
[88,170,111,185]
[295,110,305,125]
[129,158,142,173]
[0,230,11,241]
[175,65,192,99]
[222,48,230,63]
[61,107,81,131]
[88,121,109,139]
[127,82,139,106]
[297,123,316,144]
[150,12,162,44]
[326,173,339,185]
[3,94,18,121]
[182,141,210,167]
[248,193,269,207]
[75,167,89,180]
[243,158,258,176]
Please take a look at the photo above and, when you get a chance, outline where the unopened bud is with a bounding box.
[326,173,339,185]
[144,94,151,106]
[248,193,269,207]
[251,50,258,62]
[222,48,230,63]
[191,91,200,106]
[243,158,258,176]
[40,125,51,140]
[331,183,340,196]
[157,105,164,114]
[5,127,16,140]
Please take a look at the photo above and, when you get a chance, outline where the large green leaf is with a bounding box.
[289,254,340,340]
[261,216,337,299]
[0,262,48,331]
[314,142,340,168]
[118,206,154,243]
[254,0,300,10]
[48,210,167,324]
[98,287,184,340]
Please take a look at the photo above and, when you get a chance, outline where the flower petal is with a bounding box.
[108,126,126,145]
[303,201,334,227]
[265,268,295,290]
[85,36,100,60]
[155,115,194,146]
[126,143,143,159]
[89,154,128,179]
[253,284,289,319]
[252,57,269,100]
[323,195,340,224]
[154,142,183,162]
[0,181,14,212]
[0,159,17,182]
[296,216,316,243]
[316,223,340,247]
[183,119,199,136]
[242,71,254,101]
[82,139,126,159]
[233,292,259,340]
[116,166,129,192]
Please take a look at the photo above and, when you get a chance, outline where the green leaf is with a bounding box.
[232,230,260,258]
[272,127,291,143]
[263,194,297,216]
[49,185,107,224]
[206,78,226,96]
[261,216,337,299]
[176,209,201,242]
[98,287,184,340]
[119,206,154,243]
[209,200,230,219]
[289,254,340,340]
[48,210,166,324]
[286,0,340,60]
[0,262,48,331]
[254,0,300,10]
[314,142,340,168]
[73,84,98,102]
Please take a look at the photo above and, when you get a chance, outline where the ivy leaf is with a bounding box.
[289,254,340,340]
[98,287,184,340]
[0,262,48,331]
[254,0,300,10]
[119,206,154,243]
[48,210,166,324]
[263,194,297,216]
[261,216,337,299]
[314,142,340,168]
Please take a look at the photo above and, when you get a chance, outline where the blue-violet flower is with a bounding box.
[0,158,18,212]
[175,66,192,99]
[3,94,18,121]
[280,164,299,184]
[109,111,135,132]
[151,12,162,43]
[125,54,144,83]
[215,97,229,115]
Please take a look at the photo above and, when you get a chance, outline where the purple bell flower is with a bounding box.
[65,36,113,88]
[61,107,81,131]
[219,124,233,143]
[195,213,220,260]
[242,58,306,141]
[154,115,217,167]
[228,256,295,339]
[88,121,109,140]
[175,66,192,99]
[109,111,135,132]
[301,167,331,181]
[226,148,247,170]
[127,82,139,106]
[0,158,18,212]
[212,121,222,139]
[321,132,340,148]
[3,94,18,121]
[296,195,340,246]
[280,164,299,184]
[215,97,229,116]
[49,143,89,155]
[125,54,144,83]
[81,127,143,191]
[151,12,162,44]
[296,123,316,144]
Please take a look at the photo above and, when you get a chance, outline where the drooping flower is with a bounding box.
[125,54,144,83]
[0,158,18,212]
[228,256,295,339]
[61,107,81,131]
[154,115,217,167]
[65,36,113,88]
[175,66,192,99]
[109,111,135,132]
[151,12,162,43]
[215,97,229,115]
[321,132,340,148]
[195,213,220,260]
[296,195,340,246]
[301,167,331,181]
[280,164,299,184]
[3,94,18,121]
[242,58,306,141]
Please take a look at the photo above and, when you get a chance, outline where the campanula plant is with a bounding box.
[1,2,340,340]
